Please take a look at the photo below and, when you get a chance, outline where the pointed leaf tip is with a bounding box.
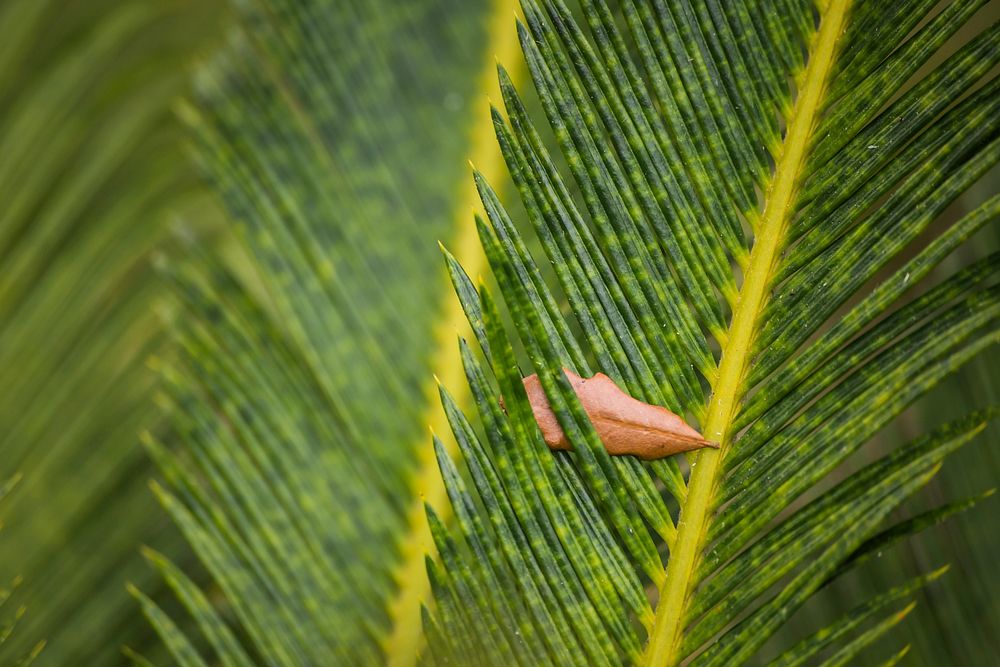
[522,368,717,460]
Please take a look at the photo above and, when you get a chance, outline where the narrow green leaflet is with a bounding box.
[769,567,948,667]
[424,0,1000,665]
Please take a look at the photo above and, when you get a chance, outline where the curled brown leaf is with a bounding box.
[521,368,717,460]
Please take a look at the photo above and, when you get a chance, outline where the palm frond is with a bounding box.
[424,0,1000,664]
[137,0,526,664]
[0,474,45,665]
[0,0,221,662]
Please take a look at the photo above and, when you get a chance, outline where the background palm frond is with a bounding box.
[135,0,525,664]
[0,474,45,665]
[0,0,222,662]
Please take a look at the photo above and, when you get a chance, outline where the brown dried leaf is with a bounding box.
[521,369,718,460]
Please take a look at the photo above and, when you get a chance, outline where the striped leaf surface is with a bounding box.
[425,0,1000,665]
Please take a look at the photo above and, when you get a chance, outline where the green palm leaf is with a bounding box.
[137,0,525,664]
[0,0,221,662]
[141,0,1000,665]
[424,0,1000,664]
[0,474,45,665]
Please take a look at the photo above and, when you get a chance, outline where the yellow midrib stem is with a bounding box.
[382,2,523,664]
[642,2,850,664]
